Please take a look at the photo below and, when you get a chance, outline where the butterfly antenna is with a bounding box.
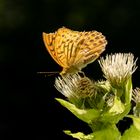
[37,71,59,76]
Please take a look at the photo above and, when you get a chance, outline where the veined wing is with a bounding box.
[54,27,81,68]
[42,32,66,68]
[73,31,107,68]
[43,27,107,74]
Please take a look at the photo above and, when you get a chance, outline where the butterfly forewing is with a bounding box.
[43,32,66,68]
[54,28,81,68]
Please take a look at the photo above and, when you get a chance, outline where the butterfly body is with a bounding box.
[43,27,107,75]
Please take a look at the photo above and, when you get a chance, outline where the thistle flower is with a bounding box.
[132,88,140,104]
[55,74,96,98]
[132,88,140,117]
[55,74,96,107]
[98,53,137,87]
[55,74,114,109]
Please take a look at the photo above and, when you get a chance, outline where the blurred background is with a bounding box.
[0,0,140,139]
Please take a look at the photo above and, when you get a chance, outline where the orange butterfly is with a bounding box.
[43,27,107,75]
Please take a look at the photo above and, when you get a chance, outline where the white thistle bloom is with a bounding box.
[132,88,140,117]
[55,74,81,99]
[98,53,137,87]
[55,74,95,99]
[132,88,140,103]
[55,74,114,109]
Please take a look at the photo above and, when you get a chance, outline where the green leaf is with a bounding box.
[64,130,94,140]
[92,125,121,140]
[101,96,130,124]
[64,125,121,140]
[127,115,140,130]
[121,115,140,140]
[56,98,100,124]
[121,125,140,140]
[124,77,132,104]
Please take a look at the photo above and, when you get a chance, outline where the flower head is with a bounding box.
[132,88,140,104]
[55,74,95,106]
[98,53,137,87]
[132,88,140,117]
[55,74,114,109]
[55,74,98,108]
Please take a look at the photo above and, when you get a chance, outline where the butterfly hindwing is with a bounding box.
[73,31,107,68]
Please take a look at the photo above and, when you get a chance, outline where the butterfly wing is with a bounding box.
[73,31,107,69]
[54,27,81,68]
[43,27,107,75]
[42,32,66,68]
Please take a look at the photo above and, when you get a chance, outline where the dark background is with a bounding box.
[0,0,140,139]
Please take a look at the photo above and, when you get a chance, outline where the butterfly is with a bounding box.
[42,27,107,75]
